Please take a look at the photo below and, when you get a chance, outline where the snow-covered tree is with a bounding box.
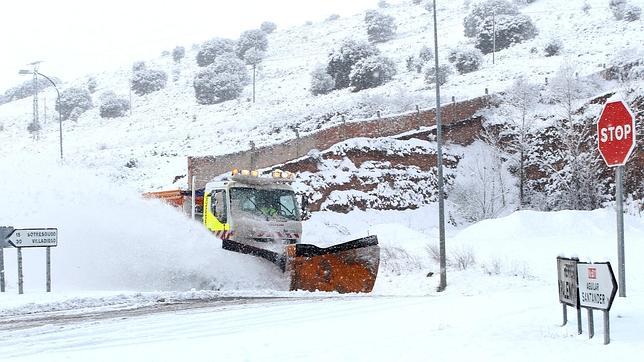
[544,38,563,57]
[236,29,269,58]
[260,21,277,34]
[349,55,397,91]
[131,69,167,96]
[243,48,264,103]
[132,61,146,72]
[193,54,249,104]
[463,0,519,38]
[501,77,540,207]
[582,1,591,14]
[538,63,605,210]
[378,0,390,8]
[310,65,335,95]
[450,141,512,222]
[27,120,41,139]
[406,46,434,73]
[447,46,484,74]
[365,10,397,43]
[86,77,97,93]
[99,92,130,118]
[172,46,185,63]
[424,64,452,86]
[56,87,93,121]
[327,38,380,89]
[623,4,641,21]
[196,38,236,67]
[609,0,627,20]
[475,14,538,54]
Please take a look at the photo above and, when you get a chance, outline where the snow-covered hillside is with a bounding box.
[0,0,642,191]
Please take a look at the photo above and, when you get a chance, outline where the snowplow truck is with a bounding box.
[145,170,380,293]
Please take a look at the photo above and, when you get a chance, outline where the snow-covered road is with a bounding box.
[2,285,642,362]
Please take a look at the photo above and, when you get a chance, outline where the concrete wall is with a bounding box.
[188,96,490,189]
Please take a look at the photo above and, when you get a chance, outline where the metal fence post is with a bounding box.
[17,248,23,294]
[46,246,51,292]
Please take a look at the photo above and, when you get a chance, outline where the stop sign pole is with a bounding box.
[597,99,636,298]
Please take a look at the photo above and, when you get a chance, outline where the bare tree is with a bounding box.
[544,61,604,210]
[504,76,539,208]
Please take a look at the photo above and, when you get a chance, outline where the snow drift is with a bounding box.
[0,154,286,292]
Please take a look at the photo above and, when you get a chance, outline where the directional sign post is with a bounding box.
[597,100,636,298]
[557,257,581,334]
[3,228,58,294]
[0,226,15,293]
[577,262,618,344]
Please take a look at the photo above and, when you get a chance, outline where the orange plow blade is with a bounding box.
[287,236,380,293]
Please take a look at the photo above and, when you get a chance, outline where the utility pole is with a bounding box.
[492,10,496,65]
[31,62,41,130]
[433,0,447,292]
[252,64,256,103]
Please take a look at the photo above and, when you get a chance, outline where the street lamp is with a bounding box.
[19,69,63,160]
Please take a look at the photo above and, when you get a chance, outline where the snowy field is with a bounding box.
[1,157,643,361]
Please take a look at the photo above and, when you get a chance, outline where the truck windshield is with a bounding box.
[230,187,300,221]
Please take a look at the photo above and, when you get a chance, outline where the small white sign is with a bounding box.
[557,257,578,307]
[577,262,617,311]
[6,228,58,248]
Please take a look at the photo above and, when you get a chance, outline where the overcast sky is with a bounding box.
[0,0,385,91]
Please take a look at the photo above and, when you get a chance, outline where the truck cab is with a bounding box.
[203,173,302,249]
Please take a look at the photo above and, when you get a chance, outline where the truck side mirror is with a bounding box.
[301,196,309,214]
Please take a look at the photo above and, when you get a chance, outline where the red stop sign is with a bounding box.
[597,100,636,167]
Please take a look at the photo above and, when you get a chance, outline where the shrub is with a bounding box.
[475,14,538,54]
[365,10,397,43]
[326,14,341,21]
[412,0,423,4]
[193,54,249,104]
[349,55,397,91]
[131,69,167,96]
[623,4,641,21]
[57,87,93,121]
[236,29,268,58]
[447,46,483,74]
[424,64,452,86]
[27,121,41,134]
[99,92,130,118]
[260,21,277,34]
[544,38,563,57]
[463,0,519,38]
[327,38,380,89]
[378,0,390,8]
[310,65,335,95]
[172,46,185,63]
[196,38,236,67]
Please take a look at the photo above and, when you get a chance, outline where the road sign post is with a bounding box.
[0,226,14,293]
[557,257,581,333]
[577,262,618,344]
[597,100,636,298]
[3,228,58,293]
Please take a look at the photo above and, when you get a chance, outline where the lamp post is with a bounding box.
[19,69,63,160]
